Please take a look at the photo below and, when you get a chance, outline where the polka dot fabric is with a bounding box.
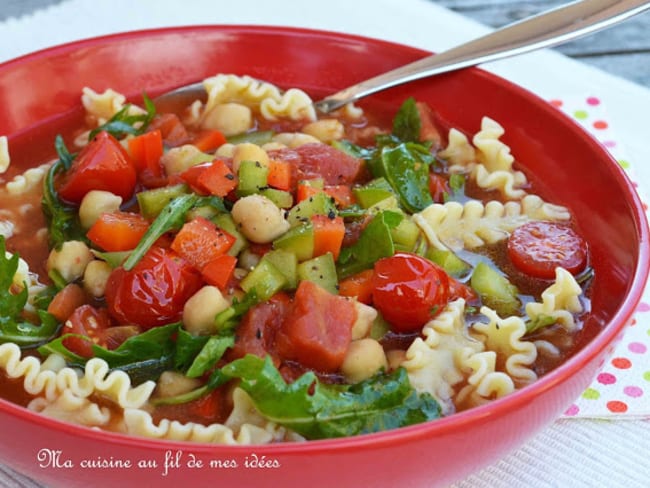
[550,96,650,418]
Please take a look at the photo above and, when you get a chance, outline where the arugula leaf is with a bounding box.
[392,97,421,142]
[331,140,373,159]
[371,143,434,213]
[0,238,61,348]
[186,335,234,378]
[337,210,403,279]
[122,193,198,270]
[39,322,181,385]
[88,93,156,140]
[42,139,87,249]
[222,355,441,440]
[214,290,258,333]
[174,328,210,371]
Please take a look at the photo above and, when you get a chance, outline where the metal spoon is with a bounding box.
[156,0,650,112]
[314,0,650,112]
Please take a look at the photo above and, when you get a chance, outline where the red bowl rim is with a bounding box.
[0,24,648,455]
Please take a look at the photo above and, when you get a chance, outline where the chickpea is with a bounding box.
[155,371,203,398]
[351,301,378,340]
[161,144,212,175]
[215,142,236,158]
[78,190,122,229]
[83,260,112,298]
[182,285,230,335]
[341,338,388,383]
[46,241,94,283]
[302,119,345,143]
[230,194,290,244]
[202,102,252,136]
[232,143,270,174]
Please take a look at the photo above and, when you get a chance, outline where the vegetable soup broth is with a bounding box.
[0,75,592,442]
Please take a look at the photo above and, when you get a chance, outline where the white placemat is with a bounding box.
[1,0,650,486]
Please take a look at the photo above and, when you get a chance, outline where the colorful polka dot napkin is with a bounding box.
[550,96,650,419]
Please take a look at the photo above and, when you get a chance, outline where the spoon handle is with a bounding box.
[314,0,650,113]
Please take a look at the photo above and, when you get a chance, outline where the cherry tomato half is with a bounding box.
[105,246,203,329]
[61,304,112,358]
[371,252,450,333]
[507,221,588,279]
[57,131,137,204]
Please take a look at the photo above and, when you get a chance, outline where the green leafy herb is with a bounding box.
[88,93,156,140]
[526,314,557,335]
[392,97,421,142]
[214,290,258,333]
[222,355,441,440]
[370,143,434,213]
[41,138,87,249]
[39,322,181,385]
[337,210,403,279]
[173,328,210,371]
[186,335,235,378]
[331,140,373,159]
[123,194,198,270]
[0,238,61,348]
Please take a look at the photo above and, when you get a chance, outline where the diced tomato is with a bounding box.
[57,131,137,204]
[429,173,451,203]
[153,388,229,425]
[324,184,355,207]
[128,129,164,177]
[86,212,150,252]
[171,217,236,270]
[148,113,190,147]
[275,281,355,373]
[267,160,292,191]
[372,252,450,332]
[269,143,362,187]
[338,269,374,304]
[196,160,238,197]
[448,277,479,303]
[507,221,588,279]
[201,254,237,290]
[61,304,113,358]
[47,284,88,323]
[415,101,442,148]
[226,293,291,365]
[311,214,345,261]
[105,246,203,329]
[191,129,227,152]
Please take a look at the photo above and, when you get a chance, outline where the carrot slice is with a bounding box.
[47,284,88,323]
[86,212,150,252]
[338,269,374,304]
[191,129,227,152]
[311,214,345,261]
[267,159,292,191]
[128,129,164,176]
[196,160,238,197]
[296,182,322,202]
[201,254,237,290]
[171,217,236,270]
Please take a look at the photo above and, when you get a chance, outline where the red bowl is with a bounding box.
[0,26,648,488]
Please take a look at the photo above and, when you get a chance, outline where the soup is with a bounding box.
[0,74,591,443]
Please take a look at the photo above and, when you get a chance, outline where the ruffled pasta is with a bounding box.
[5,163,49,195]
[199,74,316,124]
[455,351,515,408]
[401,299,484,414]
[473,117,514,172]
[438,128,476,168]
[526,267,584,331]
[0,136,9,174]
[0,344,154,407]
[414,195,571,251]
[28,390,112,428]
[123,388,298,444]
[471,307,538,384]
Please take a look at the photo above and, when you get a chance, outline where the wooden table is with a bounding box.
[3,0,650,87]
